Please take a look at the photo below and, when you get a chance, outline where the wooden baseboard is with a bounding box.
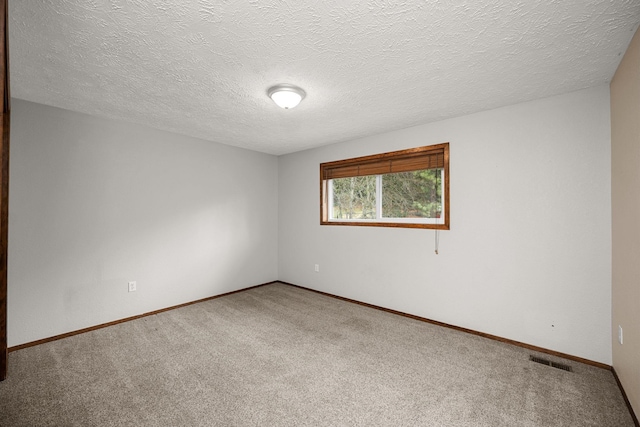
[8,281,277,352]
[278,280,640,425]
[10,279,615,371]
[278,281,611,370]
[8,279,638,424]
[612,367,640,427]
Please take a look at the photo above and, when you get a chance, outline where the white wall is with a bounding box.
[8,99,278,347]
[279,86,612,364]
[9,86,613,364]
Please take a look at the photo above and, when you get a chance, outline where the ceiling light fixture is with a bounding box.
[268,84,306,109]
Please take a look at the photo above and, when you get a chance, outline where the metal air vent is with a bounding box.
[529,355,573,372]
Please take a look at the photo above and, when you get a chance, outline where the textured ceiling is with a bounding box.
[9,1,640,155]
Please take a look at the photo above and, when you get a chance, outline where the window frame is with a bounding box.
[320,143,450,229]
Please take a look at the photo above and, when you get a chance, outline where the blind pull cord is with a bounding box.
[434,168,440,255]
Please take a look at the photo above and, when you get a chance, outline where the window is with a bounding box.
[320,143,449,229]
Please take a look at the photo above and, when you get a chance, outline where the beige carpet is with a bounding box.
[0,283,634,426]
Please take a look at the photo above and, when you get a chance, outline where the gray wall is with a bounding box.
[8,86,614,366]
[8,99,279,347]
[278,86,612,364]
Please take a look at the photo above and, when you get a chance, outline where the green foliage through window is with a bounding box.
[331,176,377,219]
[382,170,442,219]
[331,170,443,220]
[320,143,449,229]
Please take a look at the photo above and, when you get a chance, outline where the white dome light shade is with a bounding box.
[268,84,306,109]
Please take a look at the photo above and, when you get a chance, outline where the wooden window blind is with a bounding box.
[320,143,450,230]
[322,144,447,180]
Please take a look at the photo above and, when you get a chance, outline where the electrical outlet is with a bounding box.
[128,281,137,292]
[618,325,623,345]
[314,264,319,272]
